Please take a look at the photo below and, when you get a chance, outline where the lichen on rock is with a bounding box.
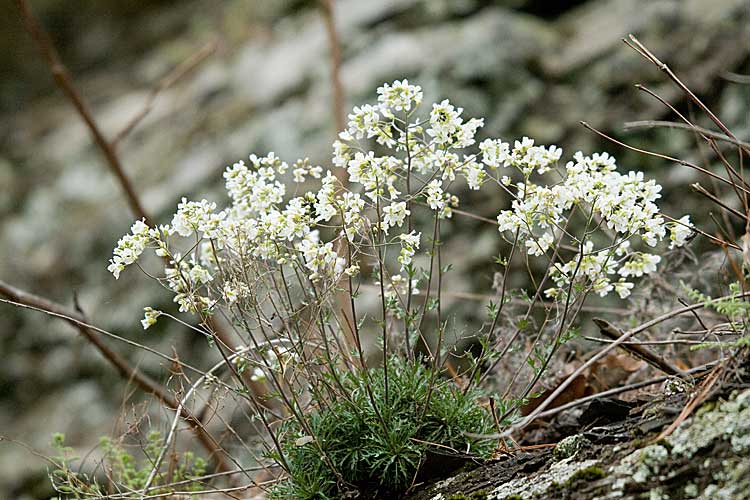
[487,458,601,499]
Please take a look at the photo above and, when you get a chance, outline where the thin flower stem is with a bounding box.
[405,113,415,360]
[374,191,390,405]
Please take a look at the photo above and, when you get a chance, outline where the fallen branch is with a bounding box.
[595,319,685,376]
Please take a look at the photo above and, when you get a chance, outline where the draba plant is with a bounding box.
[271,359,495,498]
[107,79,693,497]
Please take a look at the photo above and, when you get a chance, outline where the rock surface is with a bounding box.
[407,384,750,500]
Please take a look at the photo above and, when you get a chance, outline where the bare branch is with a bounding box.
[112,39,218,147]
[581,121,750,198]
[624,34,748,154]
[15,0,151,225]
[594,319,684,376]
[319,0,345,135]
[623,120,750,149]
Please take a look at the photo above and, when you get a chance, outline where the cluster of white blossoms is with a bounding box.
[489,143,693,300]
[108,79,694,329]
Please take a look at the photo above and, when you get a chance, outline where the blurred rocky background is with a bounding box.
[1,0,749,497]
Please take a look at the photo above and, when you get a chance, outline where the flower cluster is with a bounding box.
[107,219,154,279]
[108,80,499,320]
[108,79,694,328]
[491,143,693,300]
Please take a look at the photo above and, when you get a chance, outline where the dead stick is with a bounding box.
[624,34,749,154]
[319,0,346,142]
[595,319,684,376]
[623,120,750,149]
[581,120,750,199]
[691,182,749,222]
[112,39,217,146]
[17,0,260,398]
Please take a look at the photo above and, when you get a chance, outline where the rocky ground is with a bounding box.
[406,351,750,500]
[2,0,750,498]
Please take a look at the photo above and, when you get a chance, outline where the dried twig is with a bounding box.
[319,0,346,143]
[594,319,684,376]
[584,336,711,346]
[15,0,151,225]
[624,34,749,155]
[623,120,750,149]
[632,83,750,197]
[722,71,750,84]
[112,39,218,146]
[319,0,359,351]
[16,0,270,414]
[580,121,750,199]
[532,360,719,422]
[691,182,749,223]
[505,293,750,435]
[655,360,724,441]
[143,352,255,494]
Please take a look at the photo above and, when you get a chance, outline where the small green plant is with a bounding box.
[681,281,750,350]
[49,431,207,499]
[271,357,495,499]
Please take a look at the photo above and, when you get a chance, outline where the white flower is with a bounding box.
[344,264,360,276]
[669,215,693,249]
[427,99,463,145]
[491,141,685,302]
[108,218,153,279]
[141,307,162,330]
[525,232,554,256]
[614,280,634,299]
[377,79,423,115]
[398,231,421,270]
[454,118,484,148]
[618,253,661,278]
[592,277,613,297]
[479,139,511,169]
[250,367,266,382]
[381,202,409,234]
[109,81,692,341]
[332,132,353,168]
[461,158,486,190]
[496,211,519,233]
[425,179,445,210]
[347,104,380,139]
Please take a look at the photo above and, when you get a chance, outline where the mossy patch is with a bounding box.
[565,464,605,484]
[447,489,488,500]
